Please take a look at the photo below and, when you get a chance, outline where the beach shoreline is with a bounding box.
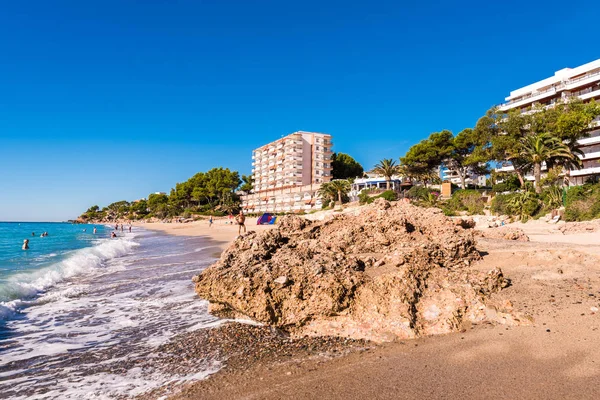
[133,216,274,252]
[137,215,600,400]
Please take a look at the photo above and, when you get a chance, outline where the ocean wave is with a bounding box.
[0,237,138,320]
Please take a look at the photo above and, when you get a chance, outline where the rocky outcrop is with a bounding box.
[193,199,518,342]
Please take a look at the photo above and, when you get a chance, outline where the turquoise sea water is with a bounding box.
[0,222,222,399]
[0,222,110,319]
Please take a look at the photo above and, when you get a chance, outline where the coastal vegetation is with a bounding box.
[389,98,600,222]
[80,167,242,222]
[81,152,365,221]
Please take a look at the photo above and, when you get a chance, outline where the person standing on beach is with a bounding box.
[209,215,213,228]
[128,225,132,233]
[22,239,29,250]
[120,224,124,232]
[115,223,118,231]
[236,212,246,235]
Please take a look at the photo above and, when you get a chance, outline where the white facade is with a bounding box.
[441,167,485,187]
[496,59,600,185]
[349,175,404,201]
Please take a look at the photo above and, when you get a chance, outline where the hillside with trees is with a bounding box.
[79,167,242,222]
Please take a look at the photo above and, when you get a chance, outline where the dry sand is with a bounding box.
[140,216,600,400]
[135,217,274,250]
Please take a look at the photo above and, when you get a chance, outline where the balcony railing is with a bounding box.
[568,69,600,85]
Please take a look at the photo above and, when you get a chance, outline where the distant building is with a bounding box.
[348,174,405,201]
[441,166,486,187]
[154,192,167,195]
[241,131,333,213]
[496,59,600,185]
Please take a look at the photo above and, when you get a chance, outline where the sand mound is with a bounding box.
[193,199,518,342]
[476,227,530,241]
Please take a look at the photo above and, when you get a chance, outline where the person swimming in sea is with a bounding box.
[31,232,35,237]
[22,239,29,250]
[93,227,97,234]
[128,225,132,233]
[111,232,117,238]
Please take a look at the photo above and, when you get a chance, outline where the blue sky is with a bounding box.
[0,0,598,221]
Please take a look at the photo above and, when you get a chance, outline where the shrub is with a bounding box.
[564,184,600,221]
[378,190,397,201]
[406,186,434,200]
[446,190,485,215]
[491,193,517,216]
[492,174,521,193]
[358,190,374,205]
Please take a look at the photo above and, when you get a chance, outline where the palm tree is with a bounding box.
[317,182,335,205]
[372,159,400,190]
[327,179,351,205]
[516,133,580,194]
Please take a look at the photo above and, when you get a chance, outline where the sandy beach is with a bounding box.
[135,217,274,252]
[136,214,600,400]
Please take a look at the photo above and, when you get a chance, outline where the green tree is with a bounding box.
[130,199,149,217]
[400,134,447,187]
[317,182,336,204]
[444,128,489,190]
[515,133,580,194]
[484,99,600,187]
[148,193,169,214]
[331,153,364,179]
[372,159,400,190]
[106,200,131,218]
[327,179,351,204]
[401,129,488,190]
[239,174,254,194]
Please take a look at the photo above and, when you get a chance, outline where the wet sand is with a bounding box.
[141,218,600,400]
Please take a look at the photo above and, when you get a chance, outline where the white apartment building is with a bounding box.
[241,131,333,214]
[441,166,486,187]
[497,58,600,185]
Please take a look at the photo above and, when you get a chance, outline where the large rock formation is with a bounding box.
[193,199,517,342]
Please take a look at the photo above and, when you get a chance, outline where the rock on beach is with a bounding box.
[193,199,517,342]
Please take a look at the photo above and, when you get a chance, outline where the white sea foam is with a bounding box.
[0,237,138,320]
[0,230,222,399]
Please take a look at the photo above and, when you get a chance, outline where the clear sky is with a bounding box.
[1,0,598,221]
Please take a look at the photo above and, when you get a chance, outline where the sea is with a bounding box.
[0,222,223,399]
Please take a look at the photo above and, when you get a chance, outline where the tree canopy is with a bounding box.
[331,153,364,179]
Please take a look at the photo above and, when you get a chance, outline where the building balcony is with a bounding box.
[570,166,600,177]
[581,151,600,161]
[499,86,560,111]
[578,87,600,101]
[565,69,600,90]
